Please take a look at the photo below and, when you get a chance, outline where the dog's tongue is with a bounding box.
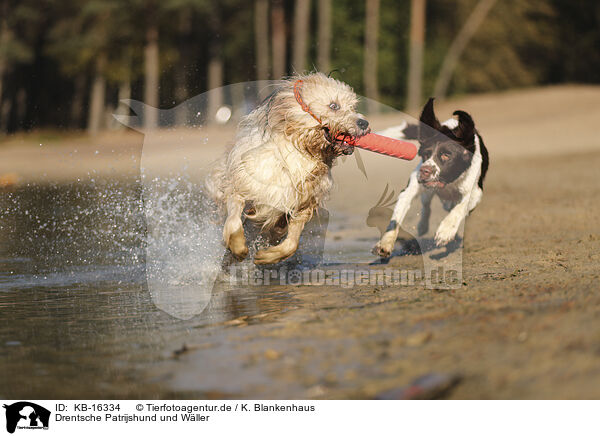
[426,181,446,188]
[334,133,417,161]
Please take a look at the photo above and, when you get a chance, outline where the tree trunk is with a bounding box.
[174,69,188,126]
[254,0,270,80]
[144,24,160,129]
[433,0,498,99]
[207,57,224,123]
[70,74,86,129]
[87,54,106,135]
[0,63,6,133]
[207,11,224,124]
[174,10,191,126]
[0,97,10,133]
[15,87,26,128]
[292,0,310,73]
[0,5,9,133]
[271,0,286,79]
[406,0,426,112]
[364,0,380,114]
[113,79,131,129]
[317,0,331,73]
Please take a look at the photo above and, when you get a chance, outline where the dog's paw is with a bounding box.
[372,240,393,258]
[254,245,294,265]
[254,239,297,265]
[373,231,398,257]
[434,215,461,247]
[226,228,248,260]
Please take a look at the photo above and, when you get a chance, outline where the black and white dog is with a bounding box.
[373,98,489,257]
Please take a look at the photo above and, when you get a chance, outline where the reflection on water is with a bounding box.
[0,181,297,398]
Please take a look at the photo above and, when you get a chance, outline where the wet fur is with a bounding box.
[206,72,369,264]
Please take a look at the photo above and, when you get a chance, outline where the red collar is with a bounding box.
[293,79,322,124]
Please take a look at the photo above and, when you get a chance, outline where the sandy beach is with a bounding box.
[1,85,599,399]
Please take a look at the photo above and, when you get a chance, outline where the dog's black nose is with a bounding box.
[419,166,433,179]
[357,118,369,130]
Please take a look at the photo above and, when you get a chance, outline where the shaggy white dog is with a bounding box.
[206,73,370,264]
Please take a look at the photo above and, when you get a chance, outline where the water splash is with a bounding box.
[0,181,146,287]
[142,173,224,319]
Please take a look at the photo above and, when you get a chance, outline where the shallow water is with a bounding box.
[0,181,305,398]
[0,174,451,398]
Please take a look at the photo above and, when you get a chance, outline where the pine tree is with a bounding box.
[0,0,35,132]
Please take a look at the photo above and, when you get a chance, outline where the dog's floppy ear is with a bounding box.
[419,98,441,130]
[453,110,475,150]
[418,98,441,140]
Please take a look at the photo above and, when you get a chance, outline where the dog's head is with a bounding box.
[264,73,370,161]
[416,98,476,188]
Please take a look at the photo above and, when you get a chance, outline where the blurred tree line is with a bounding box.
[0,0,598,134]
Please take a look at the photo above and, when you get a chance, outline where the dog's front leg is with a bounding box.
[433,200,469,247]
[254,210,311,265]
[435,156,482,247]
[434,184,482,246]
[223,196,248,260]
[373,170,421,257]
[417,190,434,236]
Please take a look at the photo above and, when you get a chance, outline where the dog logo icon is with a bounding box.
[3,402,50,434]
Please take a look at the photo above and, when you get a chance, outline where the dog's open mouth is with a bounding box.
[323,127,356,155]
[422,180,446,189]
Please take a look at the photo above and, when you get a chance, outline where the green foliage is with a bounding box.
[549,0,600,83]
[449,0,558,95]
[0,1,41,65]
[0,0,598,131]
[377,0,410,108]
[45,0,137,78]
[330,0,365,93]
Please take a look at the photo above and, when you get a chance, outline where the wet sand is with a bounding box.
[1,85,599,399]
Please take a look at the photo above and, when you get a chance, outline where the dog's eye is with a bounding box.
[440,152,451,161]
[329,102,340,111]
